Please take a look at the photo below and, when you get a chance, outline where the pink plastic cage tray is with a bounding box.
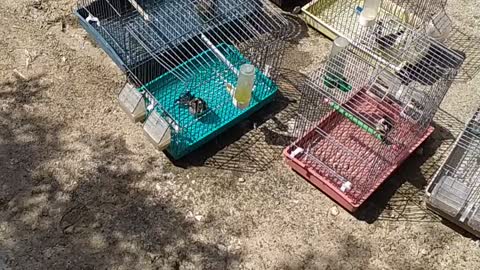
[284,89,434,212]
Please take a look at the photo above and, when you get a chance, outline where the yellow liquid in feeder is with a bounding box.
[234,64,256,109]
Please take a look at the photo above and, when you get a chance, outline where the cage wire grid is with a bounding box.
[76,0,287,72]
[285,16,462,209]
[427,108,480,235]
[302,0,446,44]
[302,0,480,81]
[76,0,289,159]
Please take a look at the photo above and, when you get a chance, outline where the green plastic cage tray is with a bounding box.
[141,44,278,159]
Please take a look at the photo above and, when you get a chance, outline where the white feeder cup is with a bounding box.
[118,83,147,122]
[143,110,172,151]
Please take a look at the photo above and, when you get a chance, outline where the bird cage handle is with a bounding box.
[200,34,239,76]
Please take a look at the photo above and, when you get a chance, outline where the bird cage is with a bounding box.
[283,17,463,211]
[426,107,480,237]
[76,0,288,159]
[301,0,447,40]
[301,0,480,82]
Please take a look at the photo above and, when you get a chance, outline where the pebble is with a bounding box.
[0,252,9,270]
[64,226,74,234]
[330,206,340,216]
[238,177,245,183]
[217,244,227,252]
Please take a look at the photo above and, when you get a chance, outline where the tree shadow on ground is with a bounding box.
[0,73,238,269]
[446,26,480,82]
[277,233,373,270]
[276,225,456,270]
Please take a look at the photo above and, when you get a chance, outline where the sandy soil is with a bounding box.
[1,0,480,269]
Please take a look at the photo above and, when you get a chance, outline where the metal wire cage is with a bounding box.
[301,0,480,81]
[301,0,447,39]
[283,19,463,211]
[426,107,480,237]
[76,0,288,159]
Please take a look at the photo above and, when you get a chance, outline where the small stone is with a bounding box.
[238,177,245,183]
[292,6,302,15]
[61,56,67,62]
[185,211,194,220]
[194,215,203,222]
[330,206,339,216]
[217,244,227,252]
[23,104,34,112]
[64,226,74,234]
[147,252,158,263]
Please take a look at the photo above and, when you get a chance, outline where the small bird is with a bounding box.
[376,29,405,51]
[188,97,209,117]
[175,91,195,107]
[401,100,424,121]
[396,43,465,86]
[375,116,393,141]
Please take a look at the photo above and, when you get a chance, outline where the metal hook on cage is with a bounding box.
[86,12,100,26]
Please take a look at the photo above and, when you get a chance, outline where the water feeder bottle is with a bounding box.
[359,0,381,27]
[324,37,352,92]
[234,64,256,109]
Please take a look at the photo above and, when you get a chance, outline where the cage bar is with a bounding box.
[426,107,480,237]
[75,0,288,159]
[284,17,461,211]
[301,0,446,39]
[300,0,480,81]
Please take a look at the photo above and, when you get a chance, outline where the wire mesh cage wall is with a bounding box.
[426,107,480,237]
[301,0,447,39]
[301,0,480,81]
[283,20,462,211]
[344,12,466,93]
[76,0,289,159]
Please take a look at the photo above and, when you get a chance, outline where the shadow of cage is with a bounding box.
[445,27,480,82]
[355,108,466,223]
[172,68,307,173]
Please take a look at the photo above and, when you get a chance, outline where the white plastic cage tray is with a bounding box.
[428,175,470,218]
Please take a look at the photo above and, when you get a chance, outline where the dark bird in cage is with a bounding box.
[375,116,394,141]
[196,0,218,23]
[396,43,466,86]
[401,100,424,122]
[175,91,195,107]
[375,23,405,51]
[188,97,209,117]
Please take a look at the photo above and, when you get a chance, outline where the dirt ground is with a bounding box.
[1,0,480,269]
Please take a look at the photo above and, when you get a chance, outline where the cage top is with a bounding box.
[346,15,465,85]
[386,0,447,21]
[456,107,480,151]
[124,0,288,69]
